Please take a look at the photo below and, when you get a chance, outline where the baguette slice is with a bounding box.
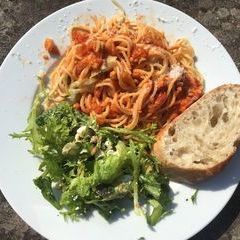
[153,84,240,184]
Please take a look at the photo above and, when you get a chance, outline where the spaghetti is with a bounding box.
[45,14,204,129]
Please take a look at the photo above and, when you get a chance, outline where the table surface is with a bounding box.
[0,0,240,239]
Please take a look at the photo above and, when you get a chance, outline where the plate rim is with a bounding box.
[0,1,239,240]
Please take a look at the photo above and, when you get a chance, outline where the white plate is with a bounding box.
[0,1,240,240]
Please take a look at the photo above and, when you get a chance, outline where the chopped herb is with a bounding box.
[191,189,198,204]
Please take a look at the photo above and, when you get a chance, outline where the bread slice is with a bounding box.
[153,84,240,184]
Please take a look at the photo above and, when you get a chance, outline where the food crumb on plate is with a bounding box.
[44,38,60,56]
[133,0,139,7]
[192,26,198,33]
[211,43,221,51]
[42,54,49,61]
[157,17,169,23]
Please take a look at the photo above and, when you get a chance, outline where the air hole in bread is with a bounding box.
[173,137,177,142]
[216,95,222,102]
[177,147,189,156]
[210,104,223,127]
[192,111,199,122]
[168,126,175,136]
[212,142,218,146]
[193,158,210,165]
[193,118,201,126]
[194,135,203,144]
[192,111,198,117]
[210,116,217,127]
[193,160,201,164]
[223,96,228,107]
[222,112,229,123]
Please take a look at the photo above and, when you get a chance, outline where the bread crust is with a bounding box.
[153,84,240,184]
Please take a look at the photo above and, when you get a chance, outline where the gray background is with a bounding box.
[0,0,240,239]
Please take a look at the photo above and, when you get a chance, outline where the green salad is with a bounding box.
[11,86,172,226]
